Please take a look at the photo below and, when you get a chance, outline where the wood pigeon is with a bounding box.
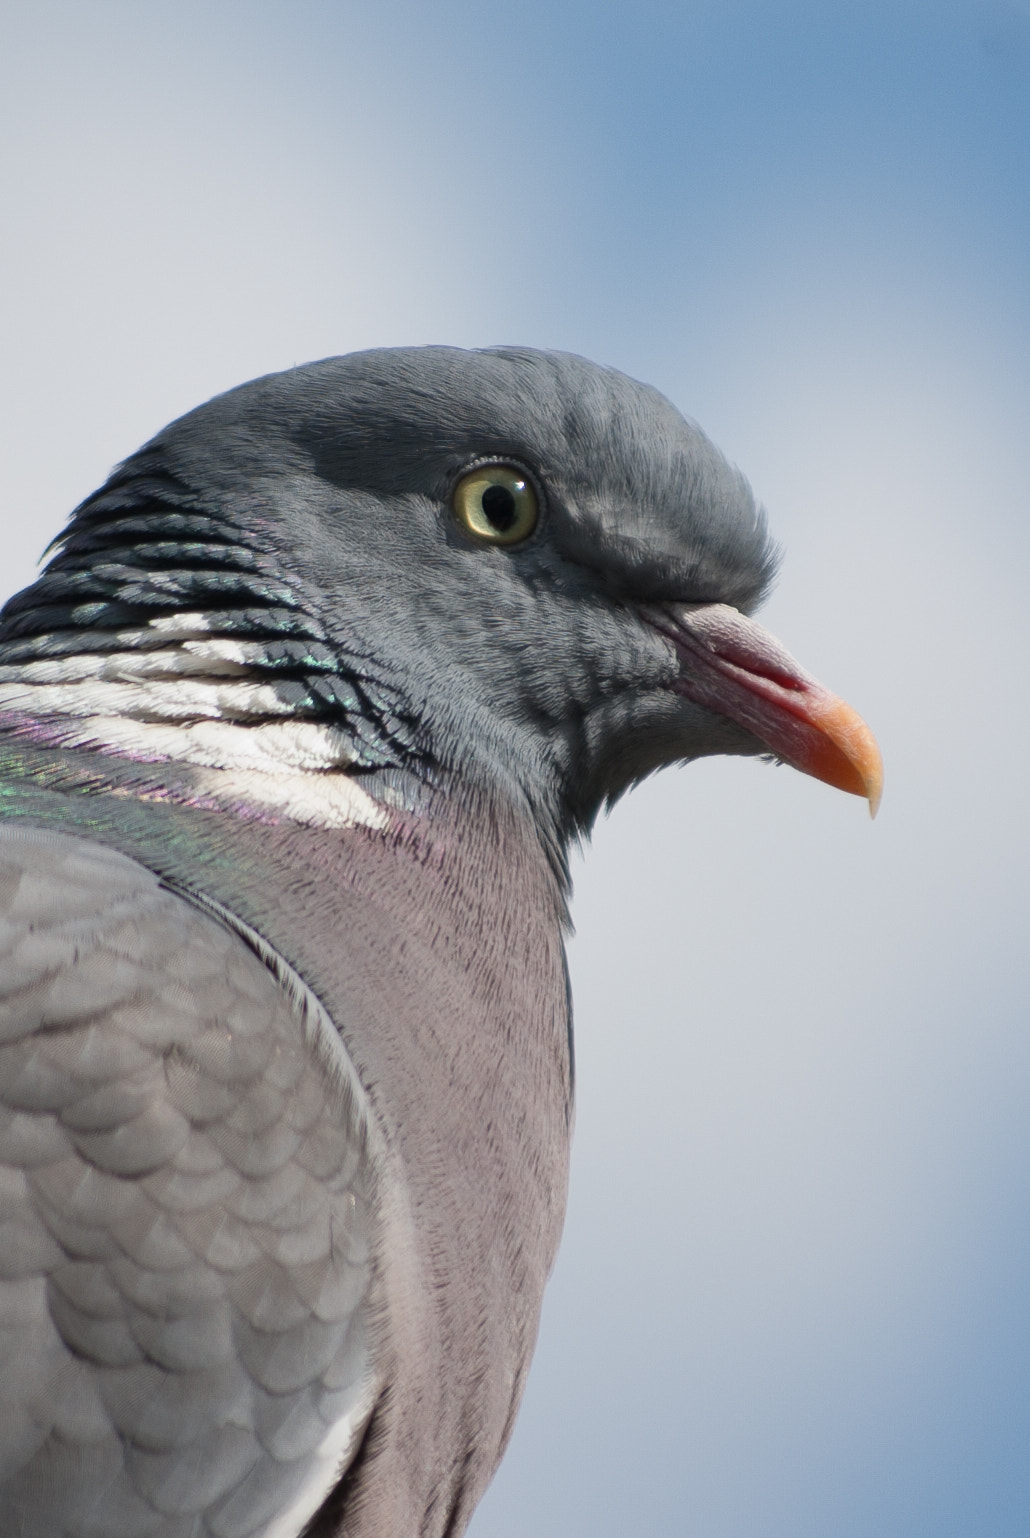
[0,347,881,1538]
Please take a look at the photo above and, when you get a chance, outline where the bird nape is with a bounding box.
[0,347,880,1538]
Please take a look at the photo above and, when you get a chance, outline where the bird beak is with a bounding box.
[646,602,883,816]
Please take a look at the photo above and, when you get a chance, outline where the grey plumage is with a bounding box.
[0,824,375,1538]
[0,347,879,1536]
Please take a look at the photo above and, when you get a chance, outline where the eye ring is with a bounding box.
[451,462,540,546]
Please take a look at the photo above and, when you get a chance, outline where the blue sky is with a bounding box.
[2,3,1029,1534]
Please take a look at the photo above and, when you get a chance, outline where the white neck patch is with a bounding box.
[0,620,391,833]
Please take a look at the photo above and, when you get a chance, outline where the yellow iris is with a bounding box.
[451,464,539,546]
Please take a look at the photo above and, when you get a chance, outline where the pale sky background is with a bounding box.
[1,3,1029,1534]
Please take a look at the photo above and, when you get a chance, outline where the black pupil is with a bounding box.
[481,483,518,531]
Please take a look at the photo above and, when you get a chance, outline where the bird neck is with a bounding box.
[0,471,438,819]
[0,727,572,995]
[0,471,577,885]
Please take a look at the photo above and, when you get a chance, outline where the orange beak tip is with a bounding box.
[804,692,883,820]
[857,729,883,820]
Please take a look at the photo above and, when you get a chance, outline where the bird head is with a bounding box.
[0,346,880,860]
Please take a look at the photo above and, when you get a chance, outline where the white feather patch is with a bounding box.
[146,609,214,637]
[0,641,255,684]
[19,713,389,831]
[192,764,390,831]
[0,635,392,832]
[0,676,297,721]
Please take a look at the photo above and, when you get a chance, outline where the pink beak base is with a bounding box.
[647,603,883,816]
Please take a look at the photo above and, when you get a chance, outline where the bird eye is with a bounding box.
[451,464,539,546]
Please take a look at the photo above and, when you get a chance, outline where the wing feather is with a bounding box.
[0,823,377,1538]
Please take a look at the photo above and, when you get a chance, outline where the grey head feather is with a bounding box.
[1,346,778,855]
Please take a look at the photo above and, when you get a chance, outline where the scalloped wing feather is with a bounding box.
[0,824,378,1538]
